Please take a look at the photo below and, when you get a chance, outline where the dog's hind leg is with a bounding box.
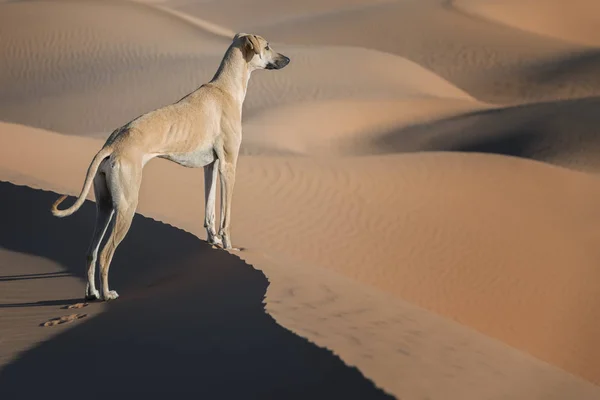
[97,156,141,301]
[84,172,114,301]
[204,159,222,247]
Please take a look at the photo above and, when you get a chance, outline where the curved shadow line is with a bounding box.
[0,181,394,399]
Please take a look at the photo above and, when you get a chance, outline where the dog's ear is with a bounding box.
[242,34,261,58]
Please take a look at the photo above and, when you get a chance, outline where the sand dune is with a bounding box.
[1,124,600,398]
[4,122,600,390]
[2,0,600,398]
[238,0,600,103]
[0,0,229,134]
[100,155,600,386]
[0,0,487,158]
[455,0,600,47]
[0,0,481,144]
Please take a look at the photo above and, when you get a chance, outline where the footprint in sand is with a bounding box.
[62,302,89,310]
[41,313,87,327]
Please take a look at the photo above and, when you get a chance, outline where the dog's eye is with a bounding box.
[265,45,270,51]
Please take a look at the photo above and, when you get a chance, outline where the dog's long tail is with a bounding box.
[51,147,113,218]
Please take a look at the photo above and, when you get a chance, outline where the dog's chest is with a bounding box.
[162,147,216,168]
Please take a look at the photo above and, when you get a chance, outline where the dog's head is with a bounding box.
[233,33,290,71]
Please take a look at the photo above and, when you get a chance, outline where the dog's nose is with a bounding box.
[278,55,290,68]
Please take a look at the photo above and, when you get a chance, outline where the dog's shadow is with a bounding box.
[0,181,393,399]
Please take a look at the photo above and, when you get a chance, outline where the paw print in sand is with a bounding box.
[62,302,89,310]
[41,313,87,327]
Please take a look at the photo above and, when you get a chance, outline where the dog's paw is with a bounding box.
[85,289,101,301]
[221,244,244,252]
[208,236,223,247]
[102,290,119,301]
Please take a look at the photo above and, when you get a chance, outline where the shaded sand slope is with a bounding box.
[3,136,600,399]
[243,93,600,162]
[372,95,600,172]
[0,248,107,367]
[0,181,392,399]
[4,123,600,387]
[455,0,600,47]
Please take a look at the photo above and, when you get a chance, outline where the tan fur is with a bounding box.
[51,33,290,301]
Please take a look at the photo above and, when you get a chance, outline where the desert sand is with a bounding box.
[1,0,600,399]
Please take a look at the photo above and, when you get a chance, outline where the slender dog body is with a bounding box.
[51,34,290,301]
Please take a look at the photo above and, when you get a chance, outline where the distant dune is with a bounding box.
[454,0,600,47]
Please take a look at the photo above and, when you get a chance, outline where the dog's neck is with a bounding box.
[210,46,251,106]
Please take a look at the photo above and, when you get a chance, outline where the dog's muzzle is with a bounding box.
[266,55,290,70]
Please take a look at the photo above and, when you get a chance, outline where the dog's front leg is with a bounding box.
[218,160,238,250]
[204,160,222,247]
